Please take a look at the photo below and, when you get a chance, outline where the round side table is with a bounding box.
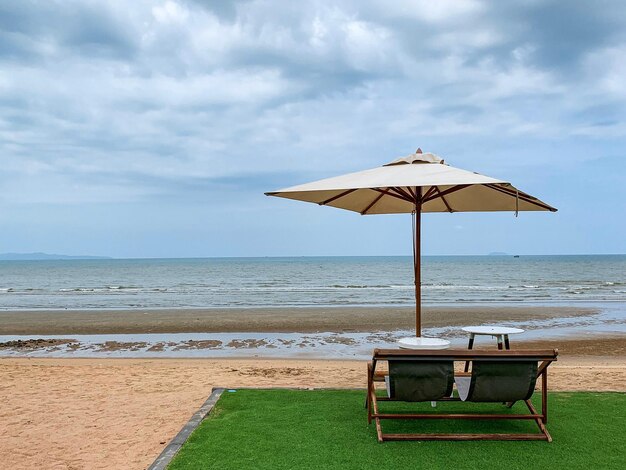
[461,326,525,371]
[461,326,525,350]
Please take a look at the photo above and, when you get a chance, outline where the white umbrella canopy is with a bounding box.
[265,149,557,337]
[266,150,556,214]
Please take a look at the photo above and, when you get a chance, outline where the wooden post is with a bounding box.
[414,187,422,337]
[542,369,548,424]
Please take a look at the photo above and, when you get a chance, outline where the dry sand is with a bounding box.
[1,336,625,470]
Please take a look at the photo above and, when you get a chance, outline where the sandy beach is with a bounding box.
[0,338,624,469]
[1,305,625,469]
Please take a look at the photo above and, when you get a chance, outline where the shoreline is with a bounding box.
[1,335,624,358]
[0,305,605,335]
[1,305,622,359]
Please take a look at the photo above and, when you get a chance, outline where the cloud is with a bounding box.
[0,0,624,212]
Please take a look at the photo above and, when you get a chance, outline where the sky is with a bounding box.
[0,0,624,258]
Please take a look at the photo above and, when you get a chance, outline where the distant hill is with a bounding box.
[487,252,509,256]
[0,252,112,260]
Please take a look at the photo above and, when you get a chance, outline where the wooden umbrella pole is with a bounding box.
[413,187,422,337]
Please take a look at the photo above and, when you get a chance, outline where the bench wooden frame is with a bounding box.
[366,348,558,442]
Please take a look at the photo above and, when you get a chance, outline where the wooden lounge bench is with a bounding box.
[366,348,558,442]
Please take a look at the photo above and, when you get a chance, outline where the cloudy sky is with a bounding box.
[0,0,624,258]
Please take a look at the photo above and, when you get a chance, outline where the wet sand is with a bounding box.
[517,336,626,356]
[0,305,599,335]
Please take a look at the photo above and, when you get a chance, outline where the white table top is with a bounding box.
[398,337,451,350]
[461,326,525,335]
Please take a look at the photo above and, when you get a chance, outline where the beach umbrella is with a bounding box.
[265,149,557,338]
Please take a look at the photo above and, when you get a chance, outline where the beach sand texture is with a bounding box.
[1,304,624,469]
[0,305,600,335]
[1,336,625,470]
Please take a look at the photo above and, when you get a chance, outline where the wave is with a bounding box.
[329,284,394,289]
[58,286,141,293]
[1,254,624,309]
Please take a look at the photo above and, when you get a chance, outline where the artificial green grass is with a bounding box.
[168,390,625,470]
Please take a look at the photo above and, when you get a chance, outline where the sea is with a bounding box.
[1,255,625,358]
[0,255,624,310]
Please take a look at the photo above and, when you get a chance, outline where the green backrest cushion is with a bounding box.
[468,360,538,402]
[388,360,454,402]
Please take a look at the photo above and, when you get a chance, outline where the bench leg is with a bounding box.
[463,334,475,372]
[365,362,373,410]
[525,399,552,442]
[542,368,548,424]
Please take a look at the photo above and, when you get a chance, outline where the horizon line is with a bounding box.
[1,253,625,261]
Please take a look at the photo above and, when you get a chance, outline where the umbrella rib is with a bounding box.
[422,184,470,203]
[486,183,533,199]
[361,190,387,215]
[405,186,417,200]
[319,188,357,206]
[486,184,556,211]
[371,188,412,203]
[435,187,454,213]
[422,186,437,201]
[390,187,414,201]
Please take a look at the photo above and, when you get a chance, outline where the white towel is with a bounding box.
[455,376,471,401]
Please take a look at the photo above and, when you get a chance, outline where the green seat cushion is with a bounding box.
[387,360,454,402]
[468,360,537,402]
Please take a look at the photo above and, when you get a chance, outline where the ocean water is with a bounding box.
[0,255,624,310]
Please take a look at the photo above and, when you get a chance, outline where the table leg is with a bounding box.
[464,334,475,372]
[504,334,510,350]
[497,335,503,350]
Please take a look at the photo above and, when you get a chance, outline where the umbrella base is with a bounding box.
[398,337,450,350]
